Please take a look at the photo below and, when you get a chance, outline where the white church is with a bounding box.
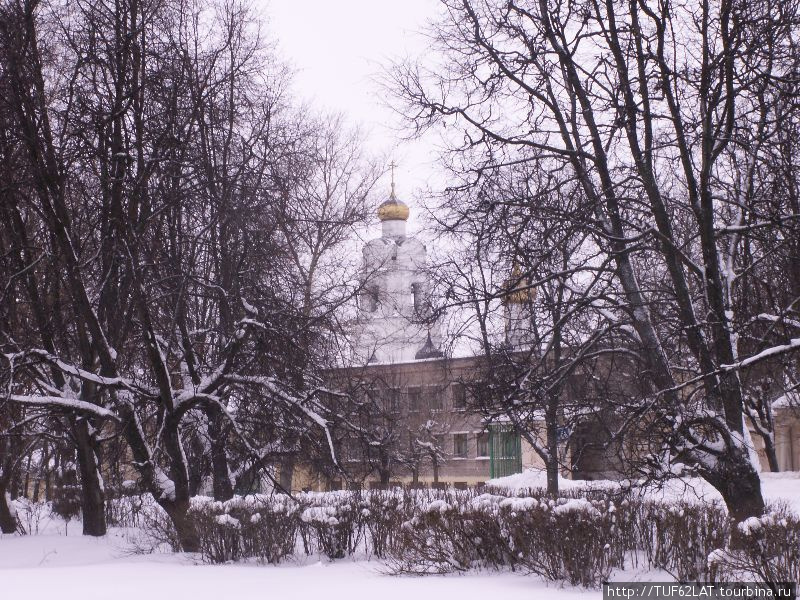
[354,180,444,364]
[291,180,800,491]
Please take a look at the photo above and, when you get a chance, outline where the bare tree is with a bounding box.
[391,0,800,535]
[322,367,456,488]
[268,113,382,489]
[431,165,632,495]
[0,0,362,548]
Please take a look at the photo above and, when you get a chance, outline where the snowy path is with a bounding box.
[4,472,799,599]
[488,471,800,513]
[0,531,587,600]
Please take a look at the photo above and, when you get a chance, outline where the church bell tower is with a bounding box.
[355,169,443,364]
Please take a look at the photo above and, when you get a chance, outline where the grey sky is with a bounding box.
[260,0,442,229]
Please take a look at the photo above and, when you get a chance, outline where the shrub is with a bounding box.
[12,497,50,535]
[498,496,618,586]
[235,495,299,564]
[637,501,728,582]
[30,481,797,589]
[300,492,364,560]
[360,490,407,558]
[709,505,800,585]
[390,492,513,574]
[52,480,82,533]
[188,494,301,564]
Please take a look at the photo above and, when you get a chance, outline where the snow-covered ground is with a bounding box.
[488,470,800,513]
[3,471,799,599]
[0,529,588,600]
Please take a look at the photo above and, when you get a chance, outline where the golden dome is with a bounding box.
[377,192,410,221]
[504,265,536,305]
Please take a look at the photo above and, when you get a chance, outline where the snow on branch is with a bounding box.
[752,313,800,331]
[224,374,340,468]
[3,349,149,394]
[4,394,119,421]
[721,338,800,371]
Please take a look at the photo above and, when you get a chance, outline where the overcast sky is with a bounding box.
[257,0,442,230]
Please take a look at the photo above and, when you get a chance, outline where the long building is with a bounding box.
[289,183,800,492]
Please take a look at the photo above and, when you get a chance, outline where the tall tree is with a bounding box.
[392,0,800,536]
[0,0,363,547]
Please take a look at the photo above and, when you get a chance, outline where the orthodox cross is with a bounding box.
[389,160,397,197]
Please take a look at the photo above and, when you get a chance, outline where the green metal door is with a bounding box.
[489,423,522,478]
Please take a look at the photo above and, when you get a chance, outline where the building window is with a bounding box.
[453,433,468,458]
[428,389,443,411]
[476,432,489,458]
[407,387,422,412]
[385,388,401,413]
[361,285,379,312]
[345,439,362,463]
[452,383,467,410]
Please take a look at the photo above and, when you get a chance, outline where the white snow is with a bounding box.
[498,496,540,512]
[773,391,800,409]
[487,469,617,493]
[423,499,450,514]
[301,506,340,525]
[0,528,588,600]
[552,498,600,517]
[214,514,241,529]
[488,469,800,513]
[722,337,800,370]
[737,516,763,535]
[4,471,800,599]
[8,394,119,420]
[154,469,176,501]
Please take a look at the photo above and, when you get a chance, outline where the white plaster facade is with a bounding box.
[355,192,443,364]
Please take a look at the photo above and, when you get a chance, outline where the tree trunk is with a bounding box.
[762,435,780,473]
[207,407,233,501]
[279,458,294,493]
[163,417,199,551]
[379,453,390,486]
[545,394,560,497]
[709,458,766,549]
[120,405,199,552]
[74,419,107,536]
[0,490,16,534]
[162,499,200,553]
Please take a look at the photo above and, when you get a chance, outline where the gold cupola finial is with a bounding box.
[504,263,536,305]
[378,160,410,221]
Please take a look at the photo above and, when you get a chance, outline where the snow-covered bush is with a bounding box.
[237,495,300,564]
[188,494,300,564]
[387,489,620,585]
[709,504,800,584]
[106,492,154,529]
[498,495,618,586]
[389,491,513,574]
[127,494,183,553]
[25,483,796,588]
[12,497,49,535]
[189,498,244,563]
[637,501,728,581]
[299,491,364,559]
[51,480,81,533]
[360,490,408,558]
